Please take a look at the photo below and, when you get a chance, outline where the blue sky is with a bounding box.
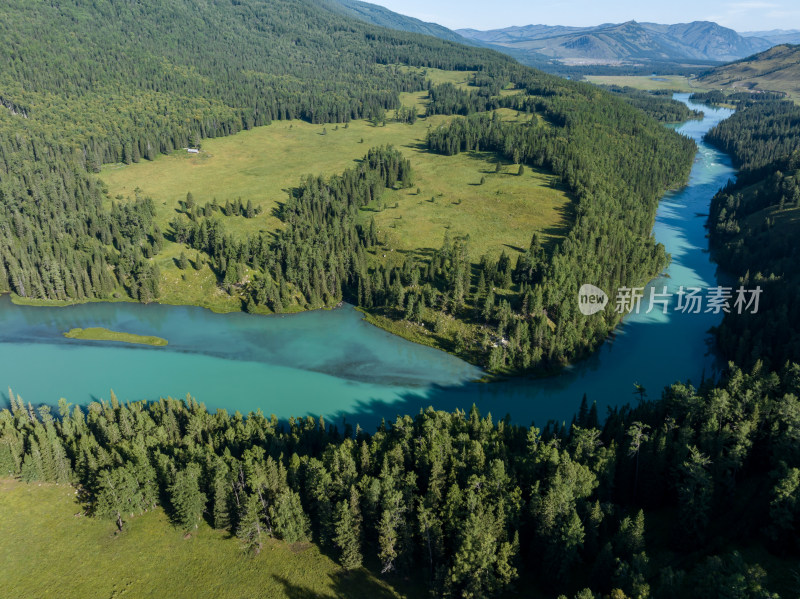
[365,0,800,32]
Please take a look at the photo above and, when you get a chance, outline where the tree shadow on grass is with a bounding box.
[392,246,437,263]
[400,141,428,153]
[272,570,404,599]
[538,201,574,255]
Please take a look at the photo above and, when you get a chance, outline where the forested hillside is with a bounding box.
[3,3,800,598]
[703,98,800,170]
[322,0,469,44]
[695,44,800,102]
[0,0,697,373]
[704,96,800,370]
[0,0,509,303]
[2,362,798,598]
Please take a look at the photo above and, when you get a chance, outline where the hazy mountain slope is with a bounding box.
[322,0,549,67]
[741,29,800,45]
[321,0,467,43]
[696,44,800,100]
[457,24,588,44]
[642,21,771,61]
[459,20,774,65]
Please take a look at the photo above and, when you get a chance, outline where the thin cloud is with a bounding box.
[729,1,779,8]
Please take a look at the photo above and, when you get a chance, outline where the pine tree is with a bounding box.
[334,486,363,570]
[237,492,267,553]
[169,463,207,530]
[269,489,310,543]
[211,462,231,530]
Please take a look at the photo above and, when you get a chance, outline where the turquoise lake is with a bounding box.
[0,96,735,429]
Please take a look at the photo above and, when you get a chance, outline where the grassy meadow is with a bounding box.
[0,478,411,599]
[100,76,570,312]
[583,74,710,92]
[63,327,168,346]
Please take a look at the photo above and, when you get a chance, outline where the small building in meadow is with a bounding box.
[187,148,199,154]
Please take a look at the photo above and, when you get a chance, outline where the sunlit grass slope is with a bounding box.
[0,479,409,599]
[100,80,570,311]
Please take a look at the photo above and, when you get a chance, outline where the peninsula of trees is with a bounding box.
[0,0,696,373]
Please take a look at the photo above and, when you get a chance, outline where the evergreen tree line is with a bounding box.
[708,150,800,370]
[689,90,787,106]
[2,361,798,598]
[420,79,696,370]
[701,93,800,371]
[601,86,704,122]
[703,98,800,170]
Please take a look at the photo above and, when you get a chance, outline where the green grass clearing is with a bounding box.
[0,478,409,599]
[367,151,570,266]
[402,66,476,89]
[583,75,710,92]
[100,94,570,307]
[64,327,168,346]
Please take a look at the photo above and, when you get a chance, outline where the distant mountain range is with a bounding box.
[457,21,774,65]
[741,29,800,45]
[324,0,795,72]
[322,0,549,67]
[696,44,800,99]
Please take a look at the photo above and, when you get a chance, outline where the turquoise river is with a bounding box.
[0,96,735,429]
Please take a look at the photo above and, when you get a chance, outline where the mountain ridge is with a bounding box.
[321,0,546,66]
[695,43,800,100]
[741,28,800,45]
[458,20,774,64]
[320,0,468,43]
